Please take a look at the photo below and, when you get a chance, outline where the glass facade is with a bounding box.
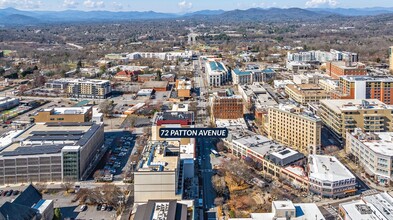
[62,151,80,181]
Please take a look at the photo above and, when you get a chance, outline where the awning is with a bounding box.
[345,189,357,194]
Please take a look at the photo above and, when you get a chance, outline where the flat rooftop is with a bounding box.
[274,104,320,121]
[138,141,179,172]
[67,78,110,84]
[330,61,365,69]
[285,84,329,96]
[309,155,355,182]
[233,135,286,156]
[142,81,169,89]
[339,200,374,220]
[363,192,393,219]
[177,80,192,90]
[41,106,91,115]
[352,130,393,156]
[320,99,388,113]
[0,122,101,157]
[153,111,194,125]
[209,61,226,72]
[341,75,393,82]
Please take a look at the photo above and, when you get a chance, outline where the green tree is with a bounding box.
[53,208,61,220]
[156,70,162,81]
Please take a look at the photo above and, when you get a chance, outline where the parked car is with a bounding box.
[80,205,87,212]
[107,206,113,211]
[96,204,102,211]
[101,204,107,211]
[2,191,8,196]
[12,190,19,196]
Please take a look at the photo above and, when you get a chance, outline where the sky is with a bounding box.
[0,0,393,13]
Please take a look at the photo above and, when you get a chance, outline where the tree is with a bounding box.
[53,208,61,220]
[0,67,5,76]
[212,175,227,196]
[99,100,113,117]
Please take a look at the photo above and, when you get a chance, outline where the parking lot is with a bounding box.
[91,131,136,182]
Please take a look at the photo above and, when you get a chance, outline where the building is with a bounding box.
[333,76,393,104]
[390,46,393,73]
[205,59,229,87]
[211,92,244,120]
[308,155,356,198]
[113,70,137,81]
[229,200,325,220]
[142,81,168,92]
[274,80,295,89]
[267,104,322,154]
[134,141,183,203]
[134,200,189,220]
[318,79,339,93]
[346,128,393,184]
[0,184,54,220]
[293,74,320,84]
[138,73,157,82]
[0,97,19,111]
[319,99,393,139]
[287,49,358,63]
[326,61,367,79]
[286,61,311,73]
[67,78,112,99]
[285,84,330,105]
[0,122,105,185]
[33,106,93,123]
[161,73,176,82]
[339,192,393,220]
[232,69,253,85]
[176,79,192,98]
[45,78,73,90]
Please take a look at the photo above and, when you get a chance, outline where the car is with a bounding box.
[80,205,87,212]
[2,191,8,196]
[101,204,107,211]
[107,206,113,211]
[96,204,102,211]
[6,190,13,197]
[12,190,19,196]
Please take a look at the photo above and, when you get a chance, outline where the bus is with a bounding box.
[211,149,219,157]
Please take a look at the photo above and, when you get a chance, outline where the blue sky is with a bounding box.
[1,0,393,12]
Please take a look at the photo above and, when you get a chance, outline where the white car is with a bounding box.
[80,205,87,212]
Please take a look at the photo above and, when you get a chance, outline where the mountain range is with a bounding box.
[1,7,393,26]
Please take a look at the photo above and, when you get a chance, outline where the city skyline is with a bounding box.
[1,0,393,13]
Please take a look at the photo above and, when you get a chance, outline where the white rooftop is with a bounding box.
[357,131,393,156]
[320,99,389,113]
[43,106,91,115]
[339,200,374,220]
[309,155,355,182]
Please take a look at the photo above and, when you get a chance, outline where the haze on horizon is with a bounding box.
[1,0,393,13]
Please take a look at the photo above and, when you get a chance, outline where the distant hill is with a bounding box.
[0,7,393,26]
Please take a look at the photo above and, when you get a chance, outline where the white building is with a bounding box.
[287,49,359,63]
[205,59,229,86]
[229,200,325,220]
[286,61,311,73]
[0,97,19,111]
[308,155,356,198]
[232,69,252,85]
[274,80,295,89]
[346,129,393,184]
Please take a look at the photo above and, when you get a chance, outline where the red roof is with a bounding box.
[116,70,135,76]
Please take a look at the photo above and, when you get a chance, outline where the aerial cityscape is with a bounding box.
[1,0,393,220]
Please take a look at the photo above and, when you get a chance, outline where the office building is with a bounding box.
[232,69,253,85]
[346,128,393,184]
[135,200,189,220]
[45,78,73,90]
[211,92,244,120]
[308,155,356,198]
[274,80,295,89]
[326,61,367,79]
[67,78,112,99]
[205,59,229,87]
[287,49,358,63]
[229,200,325,220]
[333,75,393,104]
[318,79,339,93]
[134,141,183,203]
[34,106,93,123]
[286,61,311,73]
[292,74,320,85]
[267,104,322,154]
[339,192,393,220]
[0,122,104,185]
[285,84,330,105]
[319,99,393,139]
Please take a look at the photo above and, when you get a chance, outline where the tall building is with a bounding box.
[285,84,330,105]
[332,76,393,104]
[268,104,322,155]
[205,59,229,87]
[319,99,393,139]
[134,141,183,203]
[326,61,367,79]
[390,46,393,73]
[34,106,93,123]
[308,155,356,198]
[67,78,112,99]
[0,122,105,185]
[287,49,358,63]
[211,92,244,120]
[346,128,393,184]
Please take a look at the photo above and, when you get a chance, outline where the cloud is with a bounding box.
[0,0,42,9]
[305,0,338,7]
[63,0,78,9]
[112,2,123,10]
[178,1,192,10]
[83,0,104,8]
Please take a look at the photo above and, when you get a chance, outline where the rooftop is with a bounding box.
[233,69,252,76]
[153,111,194,125]
[41,106,91,115]
[285,84,329,97]
[320,99,389,113]
[341,75,393,82]
[350,129,393,156]
[363,192,393,219]
[66,78,110,85]
[339,200,374,220]
[308,155,355,182]
[209,61,226,72]
[329,61,365,69]
[273,104,320,121]
[177,79,192,90]
[142,81,169,89]
[0,122,101,157]
[137,141,180,172]
[233,135,287,156]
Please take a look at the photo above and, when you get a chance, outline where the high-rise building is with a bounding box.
[211,92,244,120]
[205,59,229,87]
[390,46,393,73]
[319,99,393,140]
[268,104,322,155]
[332,76,393,104]
[285,84,330,105]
